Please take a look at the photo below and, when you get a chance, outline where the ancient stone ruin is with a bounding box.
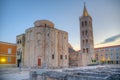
[29,66,120,80]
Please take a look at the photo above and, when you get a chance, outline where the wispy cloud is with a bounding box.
[97,34,120,45]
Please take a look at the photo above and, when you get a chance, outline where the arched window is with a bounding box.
[17,40,19,44]
[86,39,88,45]
[86,48,89,53]
[83,48,85,53]
[52,54,54,59]
[82,31,84,36]
[48,33,49,36]
[83,40,84,45]
[60,55,63,59]
[85,21,87,26]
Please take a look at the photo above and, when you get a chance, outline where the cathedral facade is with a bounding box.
[79,4,95,66]
[17,20,69,68]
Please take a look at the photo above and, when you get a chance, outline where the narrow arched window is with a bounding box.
[86,48,89,53]
[83,48,85,53]
[60,55,63,59]
[17,40,19,44]
[52,54,54,59]
[82,31,84,36]
[86,39,88,44]
[48,33,49,36]
[83,40,84,45]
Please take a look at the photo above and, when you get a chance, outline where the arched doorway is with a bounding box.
[38,58,41,66]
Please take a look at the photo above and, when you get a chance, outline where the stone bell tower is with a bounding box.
[79,3,94,66]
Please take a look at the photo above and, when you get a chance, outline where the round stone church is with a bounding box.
[17,20,69,68]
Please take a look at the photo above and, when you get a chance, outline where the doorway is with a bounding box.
[38,58,41,66]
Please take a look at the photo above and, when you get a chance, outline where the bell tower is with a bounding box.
[79,3,94,66]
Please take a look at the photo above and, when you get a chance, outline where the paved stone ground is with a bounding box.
[0,68,29,80]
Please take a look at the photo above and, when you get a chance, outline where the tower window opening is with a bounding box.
[60,55,63,59]
[48,33,49,36]
[82,31,84,36]
[83,48,85,53]
[83,40,84,45]
[17,40,19,44]
[86,39,88,44]
[86,48,89,53]
[52,54,54,59]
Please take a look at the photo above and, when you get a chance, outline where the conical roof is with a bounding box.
[83,3,89,17]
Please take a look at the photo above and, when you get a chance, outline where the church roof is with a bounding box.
[34,20,54,28]
[83,3,89,17]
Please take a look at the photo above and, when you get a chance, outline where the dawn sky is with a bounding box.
[0,0,120,50]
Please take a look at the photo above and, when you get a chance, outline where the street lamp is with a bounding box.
[0,57,6,63]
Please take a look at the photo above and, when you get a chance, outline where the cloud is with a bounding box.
[98,34,120,45]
